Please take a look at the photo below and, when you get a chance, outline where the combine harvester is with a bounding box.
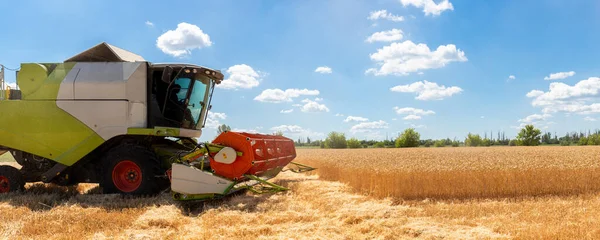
[0,43,314,201]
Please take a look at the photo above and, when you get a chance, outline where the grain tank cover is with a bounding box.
[65,42,145,62]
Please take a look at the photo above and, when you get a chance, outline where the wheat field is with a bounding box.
[1,146,600,239]
[295,146,600,199]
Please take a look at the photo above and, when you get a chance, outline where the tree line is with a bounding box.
[296,125,600,149]
[215,124,600,149]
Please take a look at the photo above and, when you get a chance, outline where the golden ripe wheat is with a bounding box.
[295,146,600,199]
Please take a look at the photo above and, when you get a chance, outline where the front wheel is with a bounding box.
[101,145,168,195]
[0,165,25,193]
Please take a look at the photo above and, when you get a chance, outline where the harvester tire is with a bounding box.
[0,165,25,193]
[101,144,167,196]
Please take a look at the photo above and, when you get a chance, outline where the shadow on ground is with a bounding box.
[0,180,290,215]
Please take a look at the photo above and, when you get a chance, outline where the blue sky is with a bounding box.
[2,0,600,142]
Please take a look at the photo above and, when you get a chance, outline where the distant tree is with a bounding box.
[325,131,347,149]
[307,137,311,144]
[434,140,445,147]
[587,133,600,145]
[347,138,361,148]
[516,124,542,146]
[541,132,552,144]
[508,139,517,146]
[578,136,588,146]
[423,139,434,147]
[274,130,284,136]
[481,138,492,147]
[465,133,482,147]
[373,142,386,148]
[217,124,231,134]
[395,128,420,148]
[451,140,460,147]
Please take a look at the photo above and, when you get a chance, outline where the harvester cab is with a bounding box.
[0,42,312,200]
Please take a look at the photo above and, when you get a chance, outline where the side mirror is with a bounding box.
[161,66,174,83]
[208,105,212,110]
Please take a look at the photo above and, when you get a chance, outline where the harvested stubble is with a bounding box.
[295,146,600,199]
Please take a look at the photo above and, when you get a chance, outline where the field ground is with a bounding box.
[0,147,599,239]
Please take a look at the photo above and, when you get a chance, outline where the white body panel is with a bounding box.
[57,62,148,140]
[57,101,129,140]
[171,163,233,195]
[214,147,236,164]
[179,128,202,138]
[57,68,80,100]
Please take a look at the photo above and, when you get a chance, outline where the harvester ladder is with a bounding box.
[0,64,17,100]
[0,64,5,100]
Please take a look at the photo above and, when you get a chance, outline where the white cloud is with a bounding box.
[314,97,324,102]
[544,71,575,81]
[254,88,320,103]
[335,113,344,117]
[366,29,404,43]
[393,107,436,116]
[315,66,332,74]
[300,99,330,113]
[400,0,454,16]
[584,116,597,122]
[418,72,424,75]
[368,10,404,22]
[232,128,259,134]
[217,64,262,90]
[366,40,467,76]
[518,113,551,124]
[526,90,544,98]
[156,22,212,57]
[271,125,304,133]
[145,21,154,27]
[350,120,389,134]
[205,112,227,129]
[392,118,398,121]
[270,125,324,139]
[403,115,421,120]
[280,109,294,114]
[527,77,600,114]
[390,80,462,100]
[480,116,485,119]
[343,116,369,122]
[410,124,427,129]
[507,75,516,82]
[394,107,435,121]
[511,115,554,130]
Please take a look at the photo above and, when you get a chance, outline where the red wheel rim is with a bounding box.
[0,176,10,193]
[111,160,142,192]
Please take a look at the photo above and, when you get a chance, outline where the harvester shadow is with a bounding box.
[175,177,312,216]
[0,182,286,214]
[176,175,320,216]
[175,190,276,216]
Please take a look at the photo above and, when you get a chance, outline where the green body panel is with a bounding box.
[0,63,106,166]
[17,63,49,98]
[127,127,181,136]
[19,63,76,100]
